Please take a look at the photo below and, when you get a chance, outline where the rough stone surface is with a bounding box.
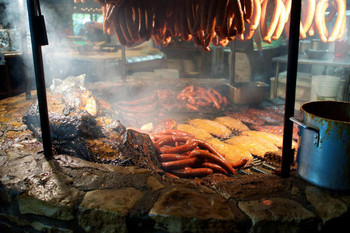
[78,188,143,233]
[147,176,165,191]
[0,155,36,186]
[0,213,73,233]
[17,194,76,221]
[238,198,316,233]
[149,187,238,233]
[1,93,350,233]
[213,173,290,201]
[305,186,348,223]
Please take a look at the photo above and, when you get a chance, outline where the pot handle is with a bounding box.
[289,117,319,146]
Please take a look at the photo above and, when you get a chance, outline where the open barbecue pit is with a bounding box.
[1,82,350,233]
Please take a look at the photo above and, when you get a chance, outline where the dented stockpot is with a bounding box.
[290,101,350,190]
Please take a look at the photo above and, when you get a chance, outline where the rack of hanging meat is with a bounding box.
[81,0,347,50]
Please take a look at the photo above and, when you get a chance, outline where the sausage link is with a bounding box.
[119,4,134,44]
[165,172,179,179]
[216,0,229,27]
[232,0,245,34]
[246,0,261,40]
[191,0,201,34]
[124,0,140,42]
[161,158,201,170]
[201,162,227,173]
[158,140,199,154]
[185,0,196,32]
[260,0,268,39]
[328,0,346,42]
[113,8,128,46]
[272,0,286,41]
[186,103,199,111]
[315,0,329,42]
[308,20,315,36]
[263,0,282,43]
[301,0,316,35]
[143,0,153,40]
[207,0,219,35]
[208,91,221,109]
[189,138,225,160]
[200,0,210,33]
[223,96,228,106]
[171,167,213,178]
[209,89,223,104]
[189,149,236,174]
[244,0,253,23]
[159,153,189,162]
[283,0,291,23]
[230,158,248,168]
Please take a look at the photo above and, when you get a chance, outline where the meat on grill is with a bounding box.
[23,76,159,170]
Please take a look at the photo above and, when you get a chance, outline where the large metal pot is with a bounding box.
[290,101,350,191]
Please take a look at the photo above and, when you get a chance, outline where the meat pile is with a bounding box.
[23,75,160,170]
[75,0,346,50]
[113,85,229,127]
[151,129,247,178]
[177,85,228,111]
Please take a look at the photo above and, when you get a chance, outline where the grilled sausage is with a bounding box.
[244,0,253,23]
[201,162,227,173]
[159,153,189,162]
[171,167,213,178]
[272,0,286,41]
[301,0,316,36]
[113,8,128,46]
[232,0,245,34]
[230,158,248,168]
[315,0,329,42]
[260,0,268,40]
[161,158,201,170]
[158,140,199,154]
[188,138,226,160]
[328,0,346,42]
[264,0,282,43]
[246,0,261,40]
[189,149,236,174]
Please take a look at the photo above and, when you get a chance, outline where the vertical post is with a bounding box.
[229,40,236,84]
[27,0,52,158]
[281,0,302,177]
[121,46,126,82]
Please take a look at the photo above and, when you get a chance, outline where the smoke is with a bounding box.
[2,0,121,88]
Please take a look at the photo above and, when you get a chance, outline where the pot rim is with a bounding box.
[300,100,350,124]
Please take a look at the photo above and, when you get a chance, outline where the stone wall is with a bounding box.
[1,93,350,233]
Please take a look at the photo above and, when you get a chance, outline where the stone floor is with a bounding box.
[1,93,350,233]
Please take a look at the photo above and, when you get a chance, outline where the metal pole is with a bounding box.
[281,0,302,177]
[229,40,236,84]
[121,46,126,82]
[27,0,52,158]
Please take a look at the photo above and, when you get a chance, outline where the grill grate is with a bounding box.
[237,156,277,175]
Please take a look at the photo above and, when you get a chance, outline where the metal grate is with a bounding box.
[237,156,277,175]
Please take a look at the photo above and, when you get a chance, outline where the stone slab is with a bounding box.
[78,187,143,233]
[305,186,348,223]
[149,187,238,233]
[238,197,316,233]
